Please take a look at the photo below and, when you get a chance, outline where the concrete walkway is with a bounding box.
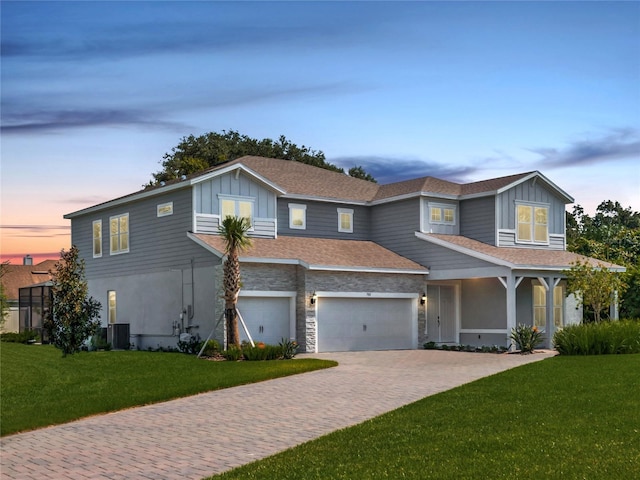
[0,350,556,480]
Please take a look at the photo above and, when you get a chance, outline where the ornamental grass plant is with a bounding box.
[553,319,640,355]
[509,323,544,353]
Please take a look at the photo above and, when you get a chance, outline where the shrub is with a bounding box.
[201,339,220,357]
[279,338,299,359]
[510,324,544,354]
[177,333,203,354]
[222,345,243,361]
[0,330,39,344]
[243,343,283,361]
[553,320,640,355]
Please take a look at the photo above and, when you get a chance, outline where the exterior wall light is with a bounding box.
[420,293,427,305]
[310,292,317,305]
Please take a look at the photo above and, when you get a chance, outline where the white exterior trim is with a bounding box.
[460,328,509,334]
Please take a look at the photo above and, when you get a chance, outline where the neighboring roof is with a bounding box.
[65,155,573,217]
[418,233,626,271]
[189,233,428,274]
[1,260,57,300]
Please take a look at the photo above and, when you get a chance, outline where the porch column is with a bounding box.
[504,273,517,350]
[610,290,620,320]
[545,276,557,350]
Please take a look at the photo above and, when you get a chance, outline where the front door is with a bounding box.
[426,285,457,343]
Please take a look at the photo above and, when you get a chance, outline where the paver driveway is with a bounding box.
[0,349,556,480]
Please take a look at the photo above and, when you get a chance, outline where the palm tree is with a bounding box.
[218,215,252,348]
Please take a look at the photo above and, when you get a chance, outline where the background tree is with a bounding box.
[565,260,627,323]
[567,201,640,319]
[44,246,102,356]
[219,216,252,348]
[0,261,9,330]
[348,166,377,183]
[150,129,375,184]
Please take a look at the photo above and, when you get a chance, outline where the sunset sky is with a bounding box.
[2,1,639,265]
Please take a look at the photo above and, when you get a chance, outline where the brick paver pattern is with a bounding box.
[0,350,556,479]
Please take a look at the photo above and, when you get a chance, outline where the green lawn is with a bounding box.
[0,343,336,436]
[210,354,640,480]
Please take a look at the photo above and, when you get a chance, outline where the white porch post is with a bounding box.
[545,276,555,349]
[610,290,620,320]
[504,273,517,350]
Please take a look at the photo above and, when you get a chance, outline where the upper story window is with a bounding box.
[220,196,254,228]
[516,203,548,244]
[429,203,456,225]
[289,203,306,230]
[92,220,102,258]
[109,213,129,255]
[338,208,353,233]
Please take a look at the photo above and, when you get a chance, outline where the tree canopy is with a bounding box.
[150,129,375,185]
[566,201,640,319]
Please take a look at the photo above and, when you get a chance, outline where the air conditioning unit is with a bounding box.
[107,323,130,350]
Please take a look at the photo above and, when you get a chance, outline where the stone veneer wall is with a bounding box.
[215,262,427,353]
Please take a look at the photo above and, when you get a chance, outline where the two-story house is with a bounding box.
[64,156,624,352]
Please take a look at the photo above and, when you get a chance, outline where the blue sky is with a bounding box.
[1,1,639,262]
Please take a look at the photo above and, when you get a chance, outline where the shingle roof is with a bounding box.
[190,234,428,273]
[223,156,380,202]
[1,260,57,300]
[423,234,626,271]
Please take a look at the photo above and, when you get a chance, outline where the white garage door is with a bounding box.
[237,297,291,345]
[317,297,415,352]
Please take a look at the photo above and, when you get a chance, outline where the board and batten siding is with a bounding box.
[194,171,277,219]
[277,200,370,240]
[459,196,496,245]
[497,180,566,234]
[72,187,217,279]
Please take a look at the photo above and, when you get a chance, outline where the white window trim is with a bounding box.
[218,195,255,230]
[337,208,354,233]
[515,201,549,245]
[92,219,102,258]
[157,202,173,217]
[288,203,307,230]
[109,213,129,255]
[108,290,116,324]
[428,202,457,225]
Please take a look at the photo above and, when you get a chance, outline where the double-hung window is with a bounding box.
[516,203,549,244]
[92,220,102,258]
[289,203,306,230]
[219,196,254,228]
[337,208,353,233]
[109,213,129,255]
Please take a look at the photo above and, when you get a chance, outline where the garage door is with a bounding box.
[237,297,291,345]
[317,297,414,352]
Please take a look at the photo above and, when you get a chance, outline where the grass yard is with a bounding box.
[210,354,640,480]
[0,343,336,436]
